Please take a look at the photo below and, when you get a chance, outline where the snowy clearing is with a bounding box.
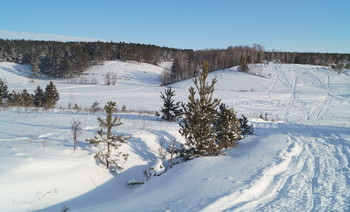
[0,61,349,211]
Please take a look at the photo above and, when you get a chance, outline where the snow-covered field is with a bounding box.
[0,61,349,211]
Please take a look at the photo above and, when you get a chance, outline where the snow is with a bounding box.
[0,61,350,211]
[149,158,165,176]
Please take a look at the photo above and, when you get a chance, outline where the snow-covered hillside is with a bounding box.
[0,61,349,211]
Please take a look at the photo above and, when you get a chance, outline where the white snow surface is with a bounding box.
[0,61,350,212]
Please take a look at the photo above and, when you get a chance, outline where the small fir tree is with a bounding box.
[0,79,8,105]
[89,101,101,113]
[239,115,254,135]
[44,81,59,108]
[73,103,81,111]
[21,89,33,107]
[215,103,242,149]
[239,56,249,72]
[33,86,45,107]
[179,61,221,158]
[86,101,130,172]
[7,91,21,106]
[160,87,182,121]
[171,58,181,82]
[121,105,127,112]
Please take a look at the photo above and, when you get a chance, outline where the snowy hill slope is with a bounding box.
[0,62,34,82]
[0,61,350,211]
[1,60,167,111]
[72,60,165,86]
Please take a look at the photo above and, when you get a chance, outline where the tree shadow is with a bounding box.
[35,164,147,212]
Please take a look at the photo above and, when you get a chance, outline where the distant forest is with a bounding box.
[0,39,349,84]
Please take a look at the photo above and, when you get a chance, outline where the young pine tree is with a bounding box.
[44,81,59,108]
[179,61,221,158]
[7,91,21,106]
[239,115,254,135]
[21,89,33,107]
[33,86,45,107]
[86,101,130,172]
[215,103,242,149]
[160,87,182,121]
[0,79,8,105]
[239,56,249,72]
[171,58,181,82]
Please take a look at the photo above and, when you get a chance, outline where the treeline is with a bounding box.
[165,45,350,84]
[264,51,350,69]
[164,44,264,84]
[0,39,349,83]
[0,79,59,108]
[0,39,189,78]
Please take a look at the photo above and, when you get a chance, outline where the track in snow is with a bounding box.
[266,64,343,121]
[202,64,350,211]
[259,127,350,212]
[201,124,350,212]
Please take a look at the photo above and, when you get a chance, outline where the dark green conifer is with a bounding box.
[86,101,130,172]
[239,56,249,72]
[44,81,59,108]
[239,115,254,135]
[33,86,45,107]
[7,91,21,106]
[160,87,182,121]
[215,103,242,149]
[179,61,221,158]
[21,89,33,106]
[0,79,8,105]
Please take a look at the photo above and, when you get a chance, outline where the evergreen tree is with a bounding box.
[0,79,8,105]
[44,81,59,108]
[7,91,21,106]
[239,115,254,135]
[215,103,242,149]
[171,57,182,81]
[21,89,33,106]
[239,56,249,72]
[160,87,182,121]
[33,86,45,107]
[89,101,101,113]
[86,101,130,172]
[179,61,221,158]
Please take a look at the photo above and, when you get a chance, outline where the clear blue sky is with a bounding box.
[1,0,349,53]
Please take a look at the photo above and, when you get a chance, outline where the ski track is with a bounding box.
[266,64,343,121]
[202,64,350,211]
[257,65,349,211]
[201,125,350,212]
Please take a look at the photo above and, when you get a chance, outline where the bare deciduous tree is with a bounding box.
[104,72,117,85]
[71,119,83,153]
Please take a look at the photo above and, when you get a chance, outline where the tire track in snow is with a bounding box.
[266,63,343,121]
[310,154,320,211]
[200,123,350,212]
[203,64,350,211]
[234,135,316,212]
[260,131,350,212]
[200,135,303,212]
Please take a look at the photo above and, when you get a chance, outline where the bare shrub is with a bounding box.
[104,72,117,85]
[73,103,81,111]
[89,101,101,113]
[71,119,83,153]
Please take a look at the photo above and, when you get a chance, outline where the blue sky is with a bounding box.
[1,0,349,53]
